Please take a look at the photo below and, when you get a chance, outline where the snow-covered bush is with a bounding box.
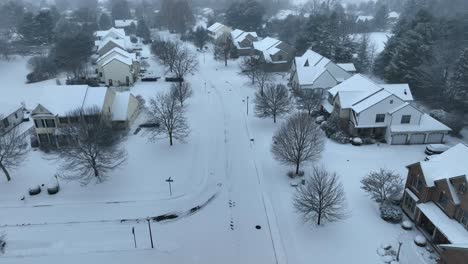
[352,137,363,146]
[28,185,41,196]
[382,255,394,263]
[361,137,376,145]
[414,235,427,247]
[320,113,341,137]
[47,179,60,195]
[361,169,404,205]
[379,205,402,223]
[287,170,304,178]
[330,131,350,144]
[402,220,413,230]
[315,116,325,124]
[430,109,464,137]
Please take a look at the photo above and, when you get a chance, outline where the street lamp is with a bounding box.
[246,96,249,115]
[165,177,174,196]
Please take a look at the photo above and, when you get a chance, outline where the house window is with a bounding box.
[34,119,43,128]
[390,100,394,104]
[403,193,417,215]
[375,114,385,123]
[460,210,468,229]
[2,118,9,128]
[401,115,411,124]
[15,113,18,119]
[45,119,56,128]
[38,133,49,143]
[99,72,103,77]
[278,55,283,61]
[412,177,424,193]
[438,192,448,208]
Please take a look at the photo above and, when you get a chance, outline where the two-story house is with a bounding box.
[252,37,295,72]
[289,50,353,96]
[31,85,139,147]
[324,74,451,144]
[96,47,139,86]
[402,144,468,264]
[230,29,258,56]
[0,102,25,135]
[207,22,233,40]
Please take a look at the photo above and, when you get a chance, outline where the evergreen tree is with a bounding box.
[226,0,265,32]
[354,34,371,73]
[136,19,151,42]
[99,13,112,30]
[373,5,389,31]
[450,49,468,104]
[125,22,137,35]
[192,26,209,49]
[214,32,235,66]
[160,0,194,34]
[111,0,131,20]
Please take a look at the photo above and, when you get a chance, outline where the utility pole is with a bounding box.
[132,227,137,248]
[147,218,154,249]
[246,96,249,115]
[166,177,174,196]
[396,241,403,261]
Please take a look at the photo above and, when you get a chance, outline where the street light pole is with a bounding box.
[166,177,174,196]
[396,241,403,261]
[147,218,154,249]
[132,226,137,248]
[246,96,249,115]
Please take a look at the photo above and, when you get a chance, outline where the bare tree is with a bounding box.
[54,107,127,184]
[173,46,199,80]
[254,83,291,123]
[294,166,347,226]
[254,69,273,95]
[239,55,261,85]
[151,39,181,73]
[272,112,325,175]
[360,169,404,205]
[147,92,190,146]
[296,89,322,115]
[0,233,5,254]
[214,32,235,66]
[171,82,193,107]
[0,121,29,182]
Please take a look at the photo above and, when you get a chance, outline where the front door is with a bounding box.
[109,79,113,86]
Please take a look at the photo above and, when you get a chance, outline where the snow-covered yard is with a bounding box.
[354,32,393,54]
[0,37,441,263]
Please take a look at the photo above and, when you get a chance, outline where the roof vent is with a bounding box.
[404,89,407,95]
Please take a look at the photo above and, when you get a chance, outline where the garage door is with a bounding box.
[427,133,444,144]
[391,134,408,145]
[409,133,426,144]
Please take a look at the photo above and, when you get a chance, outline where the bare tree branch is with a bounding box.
[0,119,29,182]
[360,169,404,205]
[272,112,324,175]
[296,89,322,115]
[171,82,193,107]
[147,92,190,146]
[254,83,291,123]
[294,166,347,226]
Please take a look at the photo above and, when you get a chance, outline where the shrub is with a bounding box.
[28,185,41,196]
[414,235,427,247]
[379,205,402,223]
[0,233,5,254]
[402,220,413,230]
[26,71,49,83]
[352,137,363,146]
[330,131,350,144]
[320,113,341,137]
[287,170,305,178]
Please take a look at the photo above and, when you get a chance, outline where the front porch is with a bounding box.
[347,120,387,140]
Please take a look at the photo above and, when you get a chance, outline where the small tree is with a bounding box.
[98,13,112,30]
[254,69,273,95]
[254,83,291,123]
[294,166,347,226]
[172,46,199,80]
[296,89,322,115]
[360,169,404,205]
[239,55,261,84]
[214,32,235,66]
[0,123,29,182]
[192,26,209,50]
[136,19,151,43]
[54,107,127,184]
[272,112,325,175]
[147,92,190,146]
[151,39,181,73]
[171,82,193,107]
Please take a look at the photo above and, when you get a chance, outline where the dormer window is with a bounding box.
[390,100,394,104]
[304,59,309,67]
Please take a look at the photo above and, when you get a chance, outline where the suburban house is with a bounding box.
[94,27,126,41]
[230,29,258,56]
[0,102,25,135]
[114,19,138,29]
[324,74,451,144]
[31,85,139,147]
[289,50,353,95]
[96,47,139,86]
[97,36,130,56]
[337,63,357,74]
[252,37,295,72]
[402,144,468,264]
[207,22,233,39]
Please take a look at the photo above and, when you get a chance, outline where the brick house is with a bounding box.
[401,143,468,264]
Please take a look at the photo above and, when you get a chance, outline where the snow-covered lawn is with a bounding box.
[0,38,441,263]
[354,32,393,54]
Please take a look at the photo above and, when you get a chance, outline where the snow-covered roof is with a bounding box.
[207,22,225,33]
[419,144,468,187]
[330,75,414,112]
[33,86,108,116]
[97,47,135,64]
[0,100,23,116]
[98,37,127,52]
[388,12,400,19]
[201,7,214,16]
[114,19,138,28]
[337,63,356,72]
[102,54,133,67]
[95,27,126,39]
[417,202,468,244]
[111,92,131,121]
[390,114,451,133]
[253,37,284,63]
[272,9,298,20]
[356,15,374,22]
[230,29,258,49]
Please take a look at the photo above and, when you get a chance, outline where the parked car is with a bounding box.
[141,75,160,82]
[425,144,450,155]
[165,77,184,82]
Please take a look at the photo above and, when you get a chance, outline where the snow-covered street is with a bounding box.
[0,43,443,264]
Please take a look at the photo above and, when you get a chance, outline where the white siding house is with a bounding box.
[290,50,353,95]
[325,74,451,144]
[97,47,139,86]
[0,103,25,134]
[207,22,232,39]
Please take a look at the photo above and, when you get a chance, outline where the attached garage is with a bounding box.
[427,133,445,144]
[408,133,426,144]
[391,134,408,145]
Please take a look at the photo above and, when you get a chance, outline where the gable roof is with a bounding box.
[97,47,135,64]
[419,144,468,187]
[101,54,133,67]
[32,86,108,116]
[230,29,258,48]
[207,22,225,33]
[114,19,138,28]
[95,27,126,39]
[98,37,126,52]
[253,37,286,63]
[351,89,393,113]
[111,92,132,121]
[337,63,356,72]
